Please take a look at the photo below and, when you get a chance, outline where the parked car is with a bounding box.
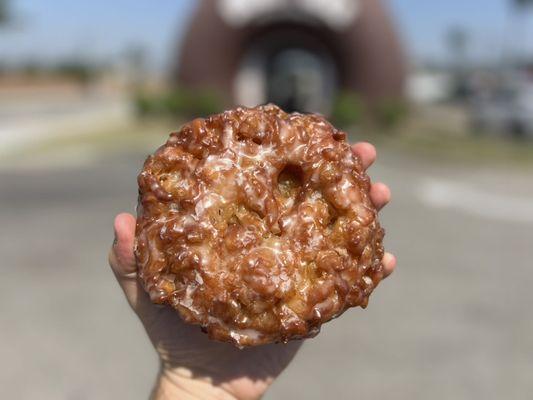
[470,84,533,139]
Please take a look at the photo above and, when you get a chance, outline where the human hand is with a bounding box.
[108,142,396,400]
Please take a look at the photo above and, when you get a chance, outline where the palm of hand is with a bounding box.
[140,277,302,399]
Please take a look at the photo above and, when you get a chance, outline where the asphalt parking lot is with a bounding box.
[1,135,532,400]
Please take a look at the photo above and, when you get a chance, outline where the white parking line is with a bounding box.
[417,178,533,224]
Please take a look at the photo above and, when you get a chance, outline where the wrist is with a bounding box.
[151,369,238,400]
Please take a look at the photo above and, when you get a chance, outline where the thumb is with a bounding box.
[108,213,143,308]
[110,213,137,276]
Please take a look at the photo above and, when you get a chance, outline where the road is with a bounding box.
[1,138,532,400]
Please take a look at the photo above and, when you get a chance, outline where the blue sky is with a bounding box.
[0,0,532,68]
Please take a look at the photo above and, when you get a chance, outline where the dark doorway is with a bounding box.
[266,47,336,113]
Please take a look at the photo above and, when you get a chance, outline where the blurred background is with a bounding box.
[1,0,532,399]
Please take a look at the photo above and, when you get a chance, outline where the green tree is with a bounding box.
[445,26,470,99]
[446,26,469,65]
[513,0,533,8]
[507,0,533,63]
[0,0,9,25]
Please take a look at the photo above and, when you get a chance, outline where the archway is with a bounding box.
[234,26,340,114]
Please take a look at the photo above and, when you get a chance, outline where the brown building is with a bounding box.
[175,0,406,115]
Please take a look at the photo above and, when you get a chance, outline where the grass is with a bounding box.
[371,130,533,167]
[4,111,533,171]
[352,108,533,169]
[2,118,180,166]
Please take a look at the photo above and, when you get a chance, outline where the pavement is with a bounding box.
[1,133,532,400]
